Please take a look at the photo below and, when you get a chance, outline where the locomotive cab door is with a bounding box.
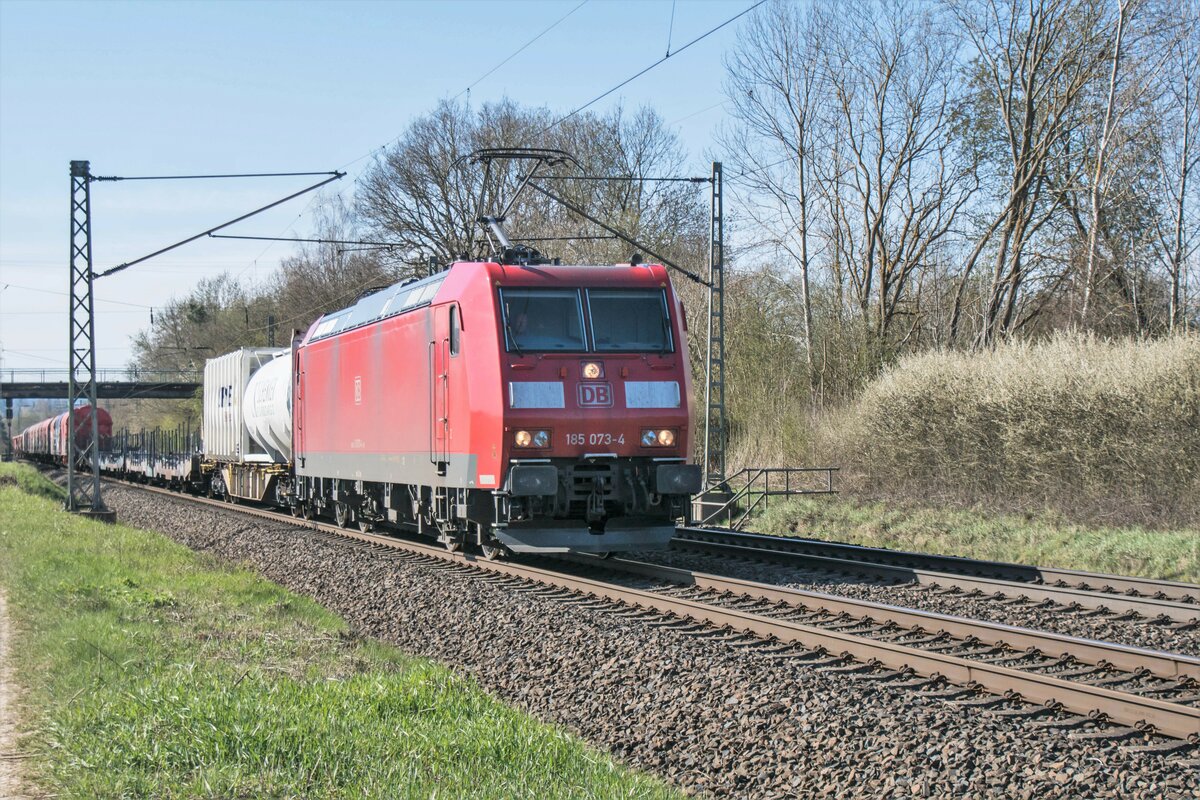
[292,347,304,471]
[430,304,452,476]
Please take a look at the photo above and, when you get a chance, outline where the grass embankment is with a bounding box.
[753,496,1200,584]
[816,333,1200,530]
[0,463,678,799]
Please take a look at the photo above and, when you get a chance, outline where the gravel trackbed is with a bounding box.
[103,483,1199,799]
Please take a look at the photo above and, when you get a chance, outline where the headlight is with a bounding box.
[582,361,603,379]
[515,430,549,448]
[641,429,677,447]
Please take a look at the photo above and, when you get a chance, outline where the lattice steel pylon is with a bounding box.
[66,160,110,518]
[703,161,727,487]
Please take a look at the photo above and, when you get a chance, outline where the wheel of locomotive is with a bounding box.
[290,502,302,518]
[358,516,375,533]
[333,501,352,528]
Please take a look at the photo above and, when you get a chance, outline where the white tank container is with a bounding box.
[243,351,293,463]
[202,347,287,463]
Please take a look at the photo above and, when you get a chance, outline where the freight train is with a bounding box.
[12,405,112,465]
[15,258,701,557]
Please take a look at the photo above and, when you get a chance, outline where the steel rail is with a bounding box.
[573,555,1200,682]
[107,480,1200,741]
[677,527,1200,603]
[674,532,1200,624]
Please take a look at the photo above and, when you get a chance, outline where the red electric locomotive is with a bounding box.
[292,259,700,555]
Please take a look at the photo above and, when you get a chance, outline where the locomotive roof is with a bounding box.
[307,261,669,343]
[308,270,448,342]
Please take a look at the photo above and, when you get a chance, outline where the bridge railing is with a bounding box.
[0,367,201,383]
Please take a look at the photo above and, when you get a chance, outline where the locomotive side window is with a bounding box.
[500,289,586,352]
[587,289,673,352]
[449,305,460,356]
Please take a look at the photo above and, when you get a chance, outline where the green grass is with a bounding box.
[0,460,66,502]
[751,495,1200,584]
[0,462,679,799]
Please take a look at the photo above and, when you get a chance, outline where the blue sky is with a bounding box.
[0,0,755,371]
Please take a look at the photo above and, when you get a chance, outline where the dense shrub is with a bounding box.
[817,334,1200,527]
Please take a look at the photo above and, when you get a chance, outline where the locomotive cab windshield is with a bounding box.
[500,286,673,353]
[500,288,586,352]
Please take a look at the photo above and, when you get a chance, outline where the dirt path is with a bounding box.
[0,589,28,799]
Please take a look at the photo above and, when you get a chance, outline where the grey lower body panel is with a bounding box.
[298,450,477,488]
[495,518,676,554]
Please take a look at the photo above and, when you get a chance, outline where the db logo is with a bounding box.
[578,382,613,408]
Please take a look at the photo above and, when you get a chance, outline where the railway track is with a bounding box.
[108,478,1200,747]
[673,527,1200,625]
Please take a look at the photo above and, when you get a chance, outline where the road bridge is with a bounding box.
[1,369,200,458]
[1,368,200,400]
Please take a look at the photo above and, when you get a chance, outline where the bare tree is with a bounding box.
[817,0,976,347]
[356,99,706,271]
[1152,2,1200,330]
[720,0,823,388]
[723,0,976,371]
[947,0,1111,345]
[268,196,398,329]
[1080,0,1136,323]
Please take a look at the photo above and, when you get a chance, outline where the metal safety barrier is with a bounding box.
[693,466,838,530]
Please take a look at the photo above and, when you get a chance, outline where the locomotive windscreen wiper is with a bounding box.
[505,316,525,357]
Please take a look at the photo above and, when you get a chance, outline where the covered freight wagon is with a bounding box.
[202,347,291,502]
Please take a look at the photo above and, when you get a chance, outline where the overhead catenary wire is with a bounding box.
[91,171,345,182]
[0,281,153,309]
[1,349,68,365]
[453,0,590,101]
[665,0,677,56]
[106,3,740,325]
[668,99,729,125]
[94,172,345,279]
[5,309,146,315]
[733,155,797,180]
[538,0,766,136]
[526,180,709,286]
[326,0,594,189]
[209,234,403,247]
[539,174,710,183]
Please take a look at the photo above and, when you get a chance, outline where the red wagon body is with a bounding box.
[14,405,112,465]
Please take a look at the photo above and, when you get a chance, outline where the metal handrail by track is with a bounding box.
[696,466,838,529]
